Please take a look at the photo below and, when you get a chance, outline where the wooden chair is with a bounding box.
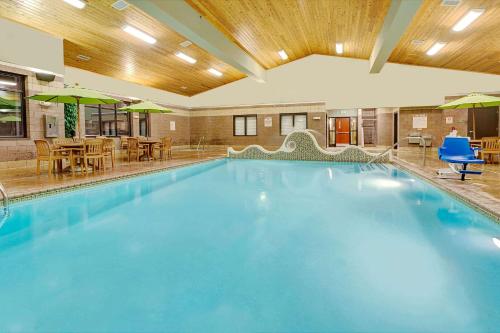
[34,139,70,175]
[120,136,129,150]
[83,139,105,173]
[153,137,173,161]
[127,137,148,162]
[480,137,500,163]
[103,138,115,169]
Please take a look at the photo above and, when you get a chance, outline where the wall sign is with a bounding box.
[170,121,176,131]
[445,116,453,124]
[264,117,272,127]
[412,115,427,129]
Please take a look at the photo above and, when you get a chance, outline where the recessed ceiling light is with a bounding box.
[123,25,156,44]
[175,52,197,64]
[76,54,91,61]
[452,9,484,32]
[208,68,223,77]
[426,42,446,56]
[181,86,187,90]
[0,80,16,86]
[335,43,343,54]
[411,39,425,45]
[278,50,288,60]
[180,40,192,48]
[63,0,86,9]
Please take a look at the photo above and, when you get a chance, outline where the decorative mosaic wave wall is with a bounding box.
[227,130,390,163]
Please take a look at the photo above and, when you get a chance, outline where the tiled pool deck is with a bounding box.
[1,147,498,221]
[393,149,500,221]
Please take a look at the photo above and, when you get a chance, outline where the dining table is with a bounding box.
[57,142,85,173]
[139,139,161,161]
[469,139,482,148]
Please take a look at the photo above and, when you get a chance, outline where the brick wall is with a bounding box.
[398,107,444,147]
[190,103,327,149]
[0,64,64,166]
[149,113,190,146]
[375,108,395,146]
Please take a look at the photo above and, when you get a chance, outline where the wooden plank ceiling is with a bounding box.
[0,0,246,96]
[188,0,500,75]
[1,0,498,98]
[187,0,392,69]
[389,0,500,75]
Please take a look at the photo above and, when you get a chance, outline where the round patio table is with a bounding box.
[139,139,161,160]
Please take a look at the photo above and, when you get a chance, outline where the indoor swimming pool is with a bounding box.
[0,159,499,332]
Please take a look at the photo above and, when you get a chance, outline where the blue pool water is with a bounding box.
[0,159,499,332]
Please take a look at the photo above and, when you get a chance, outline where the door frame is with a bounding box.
[328,116,356,147]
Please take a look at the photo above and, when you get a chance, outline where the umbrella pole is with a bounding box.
[76,97,81,139]
[472,106,476,140]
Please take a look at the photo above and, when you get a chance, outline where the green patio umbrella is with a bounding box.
[0,115,21,122]
[438,93,500,139]
[119,101,172,138]
[0,96,16,109]
[28,85,120,138]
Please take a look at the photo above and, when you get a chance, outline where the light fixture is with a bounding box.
[426,42,446,56]
[77,54,91,61]
[0,80,16,86]
[63,0,86,9]
[175,52,197,64]
[278,50,288,60]
[123,25,156,44]
[208,68,222,77]
[493,237,500,249]
[335,43,343,54]
[452,9,484,32]
[33,68,53,75]
[180,86,187,90]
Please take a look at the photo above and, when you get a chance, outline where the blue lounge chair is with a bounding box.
[438,137,484,181]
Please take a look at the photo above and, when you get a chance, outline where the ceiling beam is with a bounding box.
[128,0,266,82]
[369,0,422,74]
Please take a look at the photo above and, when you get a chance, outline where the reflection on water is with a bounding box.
[0,159,499,333]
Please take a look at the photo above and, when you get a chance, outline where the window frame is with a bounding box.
[233,114,257,136]
[280,113,308,136]
[84,103,132,137]
[139,113,150,137]
[0,70,27,139]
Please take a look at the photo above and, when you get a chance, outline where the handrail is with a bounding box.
[367,136,428,166]
[196,136,206,151]
[0,182,9,219]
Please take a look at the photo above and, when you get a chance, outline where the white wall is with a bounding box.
[189,55,500,109]
[64,67,190,110]
[0,18,64,75]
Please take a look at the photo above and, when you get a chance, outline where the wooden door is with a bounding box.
[335,117,350,145]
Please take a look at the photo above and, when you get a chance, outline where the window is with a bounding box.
[139,113,149,137]
[0,71,26,138]
[84,103,131,137]
[233,115,257,136]
[280,113,307,135]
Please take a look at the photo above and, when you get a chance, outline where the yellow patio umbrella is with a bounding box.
[438,93,500,139]
[119,101,172,138]
[28,85,120,138]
